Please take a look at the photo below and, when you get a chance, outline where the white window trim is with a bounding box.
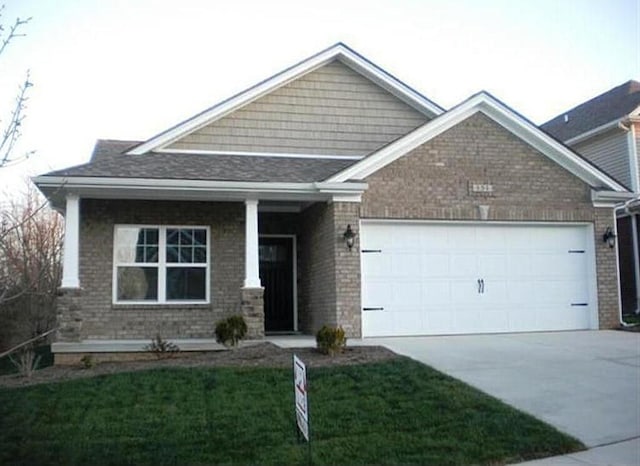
[112,224,211,305]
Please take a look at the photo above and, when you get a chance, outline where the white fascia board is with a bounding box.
[329,92,628,192]
[33,176,367,202]
[591,189,635,205]
[128,44,443,155]
[563,119,624,145]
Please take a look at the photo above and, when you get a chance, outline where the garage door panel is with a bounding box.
[478,254,507,277]
[450,254,477,277]
[392,281,422,309]
[392,310,424,335]
[362,252,391,277]
[422,253,450,277]
[447,227,476,249]
[424,311,454,334]
[422,280,452,306]
[362,222,594,337]
[391,253,421,277]
[362,279,391,309]
[506,254,533,277]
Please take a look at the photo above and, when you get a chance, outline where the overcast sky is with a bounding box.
[1,0,638,197]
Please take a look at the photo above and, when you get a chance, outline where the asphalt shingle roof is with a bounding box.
[43,140,358,183]
[541,80,640,141]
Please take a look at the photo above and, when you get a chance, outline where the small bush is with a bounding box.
[144,334,180,359]
[80,354,95,369]
[9,347,41,378]
[215,315,248,347]
[316,325,347,356]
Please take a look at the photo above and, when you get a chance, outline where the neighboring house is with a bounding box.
[34,43,631,363]
[541,81,640,316]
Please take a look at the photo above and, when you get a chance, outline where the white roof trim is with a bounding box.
[32,176,368,206]
[563,119,624,145]
[127,43,444,155]
[33,175,367,193]
[327,92,628,192]
[155,148,364,161]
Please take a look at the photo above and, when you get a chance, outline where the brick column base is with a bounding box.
[56,287,83,342]
[241,287,265,339]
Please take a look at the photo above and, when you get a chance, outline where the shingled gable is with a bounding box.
[327,91,629,196]
[127,42,444,157]
[541,80,640,143]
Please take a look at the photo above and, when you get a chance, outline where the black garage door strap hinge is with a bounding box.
[363,307,384,311]
[361,249,382,253]
[571,303,588,306]
[568,250,585,253]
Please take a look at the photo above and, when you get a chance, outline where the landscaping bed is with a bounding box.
[0,343,397,389]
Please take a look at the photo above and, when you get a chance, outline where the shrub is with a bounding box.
[144,334,180,359]
[215,315,248,347]
[9,347,41,378]
[80,354,95,369]
[316,325,347,356]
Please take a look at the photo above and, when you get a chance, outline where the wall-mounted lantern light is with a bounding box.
[603,226,616,248]
[343,224,356,250]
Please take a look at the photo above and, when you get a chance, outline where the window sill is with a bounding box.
[112,302,211,310]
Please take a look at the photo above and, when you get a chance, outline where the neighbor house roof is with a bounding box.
[46,139,357,183]
[541,80,640,142]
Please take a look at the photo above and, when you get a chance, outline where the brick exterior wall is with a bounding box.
[296,202,362,337]
[356,112,620,330]
[298,202,338,333]
[594,208,622,328]
[58,112,621,348]
[70,199,245,340]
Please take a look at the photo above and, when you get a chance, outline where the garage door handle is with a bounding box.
[477,279,485,294]
[363,307,384,311]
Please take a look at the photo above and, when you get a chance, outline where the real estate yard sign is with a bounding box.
[293,354,309,441]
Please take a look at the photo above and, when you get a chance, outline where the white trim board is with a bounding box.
[127,43,444,155]
[327,92,628,193]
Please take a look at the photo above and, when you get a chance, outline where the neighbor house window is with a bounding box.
[113,225,209,303]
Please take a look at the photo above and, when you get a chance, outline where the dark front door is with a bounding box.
[259,236,294,332]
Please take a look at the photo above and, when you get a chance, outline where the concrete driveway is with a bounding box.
[368,331,640,448]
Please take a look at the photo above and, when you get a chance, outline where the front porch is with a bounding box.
[49,188,364,361]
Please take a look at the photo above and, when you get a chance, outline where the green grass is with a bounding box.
[0,345,53,376]
[0,358,583,465]
[622,313,640,325]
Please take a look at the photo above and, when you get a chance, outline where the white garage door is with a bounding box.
[361,222,596,337]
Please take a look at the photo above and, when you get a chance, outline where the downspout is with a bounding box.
[620,120,640,323]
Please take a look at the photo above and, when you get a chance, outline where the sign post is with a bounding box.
[293,354,311,464]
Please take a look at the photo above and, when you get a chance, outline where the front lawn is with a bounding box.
[0,358,583,465]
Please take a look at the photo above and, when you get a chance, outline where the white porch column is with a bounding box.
[61,193,80,288]
[244,199,261,288]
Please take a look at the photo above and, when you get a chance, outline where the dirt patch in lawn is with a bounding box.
[0,343,399,389]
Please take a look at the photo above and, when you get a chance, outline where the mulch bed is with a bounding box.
[0,343,399,389]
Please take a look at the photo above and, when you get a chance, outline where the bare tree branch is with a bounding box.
[0,5,32,58]
[0,5,33,168]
